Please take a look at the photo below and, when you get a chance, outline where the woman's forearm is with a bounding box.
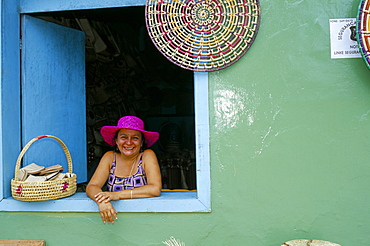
[117,185,161,199]
[86,184,103,201]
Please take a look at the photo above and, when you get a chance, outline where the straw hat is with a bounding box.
[100,116,159,147]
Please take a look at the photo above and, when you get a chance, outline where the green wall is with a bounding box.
[1,0,370,245]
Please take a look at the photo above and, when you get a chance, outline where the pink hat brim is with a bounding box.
[100,126,159,147]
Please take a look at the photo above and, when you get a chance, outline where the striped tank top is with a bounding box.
[107,154,147,192]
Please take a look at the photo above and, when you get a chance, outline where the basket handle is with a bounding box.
[14,135,73,180]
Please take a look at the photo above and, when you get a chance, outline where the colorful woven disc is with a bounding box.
[357,0,370,69]
[145,0,261,72]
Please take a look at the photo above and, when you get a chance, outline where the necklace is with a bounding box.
[128,156,137,177]
[118,155,138,188]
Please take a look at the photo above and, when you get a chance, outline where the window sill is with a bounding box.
[162,189,196,192]
[0,192,210,212]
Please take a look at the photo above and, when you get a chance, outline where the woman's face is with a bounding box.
[115,128,143,157]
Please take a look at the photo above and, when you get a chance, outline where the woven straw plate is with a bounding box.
[357,0,370,69]
[11,135,77,201]
[282,239,341,246]
[145,0,261,72]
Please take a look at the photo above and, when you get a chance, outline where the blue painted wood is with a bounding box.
[194,72,211,210]
[21,16,87,183]
[0,192,209,212]
[20,0,145,13]
[0,0,21,198]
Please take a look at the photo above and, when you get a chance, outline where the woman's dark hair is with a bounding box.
[113,129,147,153]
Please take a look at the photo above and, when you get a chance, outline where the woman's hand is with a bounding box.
[98,202,118,223]
[94,191,120,203]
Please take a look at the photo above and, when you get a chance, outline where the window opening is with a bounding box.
[32,6,196,192]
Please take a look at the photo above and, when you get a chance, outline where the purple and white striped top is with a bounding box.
[107,154,147,192]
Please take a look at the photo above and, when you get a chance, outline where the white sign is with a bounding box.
[329,18,361,59]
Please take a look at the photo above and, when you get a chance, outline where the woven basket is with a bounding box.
[357,0,370,69]
[145,0,261,72]
[11,135,77,201]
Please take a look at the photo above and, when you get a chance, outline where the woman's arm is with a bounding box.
[86,151,118,223]
[86,151,113,199]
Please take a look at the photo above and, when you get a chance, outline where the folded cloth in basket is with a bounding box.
[25,172,69,182]
[21,163,45,174]
[38,164,64,175]
[16,169,28,181]
[17,164,65,181]
[25,174,48,182]
[52,173,70,180]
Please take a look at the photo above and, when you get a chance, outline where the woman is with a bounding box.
[86,116,161,223]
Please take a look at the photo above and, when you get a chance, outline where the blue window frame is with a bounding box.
[0,0,210,212]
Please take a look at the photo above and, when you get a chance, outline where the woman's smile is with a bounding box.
[116,129,142,156]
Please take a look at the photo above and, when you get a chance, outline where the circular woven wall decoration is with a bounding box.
[145,0,261,72]
[357,0,370,69]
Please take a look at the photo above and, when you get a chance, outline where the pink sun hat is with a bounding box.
[100,116,159,147]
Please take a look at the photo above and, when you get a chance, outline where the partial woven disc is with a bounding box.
[357,0,370,69]
[282,239,341,246]
[145,0,261,72]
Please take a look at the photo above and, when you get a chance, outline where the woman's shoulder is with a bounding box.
[143,148,155,153]
[141,149,158,163]
[142,149,156,157]
[100,150,115,163]
[102,150,115,157]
